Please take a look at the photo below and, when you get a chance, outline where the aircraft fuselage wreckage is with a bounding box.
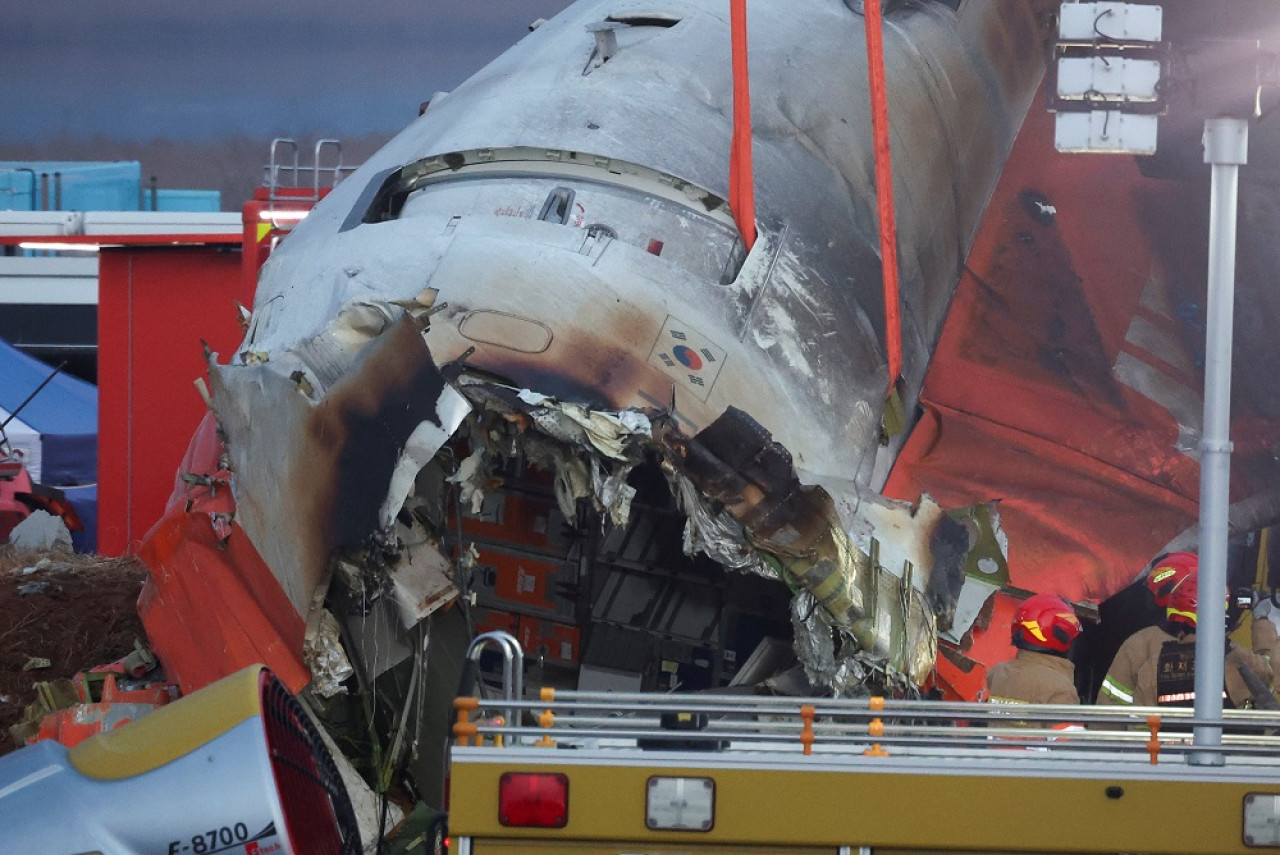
[136,0,1055,813]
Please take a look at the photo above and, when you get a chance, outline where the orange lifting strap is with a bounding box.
[863,0,903,392]
[729,0,758,250]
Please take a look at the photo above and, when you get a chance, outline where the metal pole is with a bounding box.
[0,361,67,432]
[1190,117,1248,766]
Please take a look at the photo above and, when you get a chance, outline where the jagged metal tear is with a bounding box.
[379,389,471,529]
[424,392,1004,693]
[661,406,1006,690]
[227,298,1001,696]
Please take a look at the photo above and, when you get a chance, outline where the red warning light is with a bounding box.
[498,772,569,828]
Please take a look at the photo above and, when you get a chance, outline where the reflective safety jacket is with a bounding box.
[1097,625,1272,707]
[984,648,1080,705]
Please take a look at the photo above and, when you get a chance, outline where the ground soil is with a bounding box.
[0,546,148,755]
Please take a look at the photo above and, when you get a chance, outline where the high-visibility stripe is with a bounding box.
[1020,619,1048,643]
[1100,676,1134,704]
[1157,690,1226,704]
[1157,690,1195,704]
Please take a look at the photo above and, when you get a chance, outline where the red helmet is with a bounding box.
[1165,571,1198,629]
[1012,593,1082,654]
[1146,552,1198,608]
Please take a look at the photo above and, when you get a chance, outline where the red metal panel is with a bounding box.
[473,547,575,620]
[932,593,1020,702]
[137,490,310,694]
[130,408,308,694]
[473,608,520,637]
[97,245,248,556]
[517,615,581,665]
[456,488,567,553]
[886,90,1280,608]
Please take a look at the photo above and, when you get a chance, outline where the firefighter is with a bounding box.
[984,593,1082,705]
[1097,570,1272,707]
[1252,597,1280,685]
[1144,551,1198,607]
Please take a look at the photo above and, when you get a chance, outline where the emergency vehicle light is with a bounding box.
[18,241,101,252]
[498,772,569,828]
[256,209,310,221]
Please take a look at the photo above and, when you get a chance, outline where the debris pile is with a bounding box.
[0,547,146,755]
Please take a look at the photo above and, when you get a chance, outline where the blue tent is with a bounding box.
[0,337,97,549]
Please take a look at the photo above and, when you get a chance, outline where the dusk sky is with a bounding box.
[2,1,575,142]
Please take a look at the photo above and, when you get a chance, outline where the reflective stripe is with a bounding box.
[1100,676,1134,704]
[1157,689,1227,704]
[1157,690,1195,704]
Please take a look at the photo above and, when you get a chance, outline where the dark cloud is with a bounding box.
[1,0,574,141]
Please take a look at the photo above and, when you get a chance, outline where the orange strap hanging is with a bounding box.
[729,0,757,250]
[863,0,902,391]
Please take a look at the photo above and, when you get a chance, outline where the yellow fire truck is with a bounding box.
[446,634,1280,855]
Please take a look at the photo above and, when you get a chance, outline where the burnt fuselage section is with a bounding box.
[154,0,1057,813]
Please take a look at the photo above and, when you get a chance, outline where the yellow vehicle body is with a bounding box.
[447,692,1280,855]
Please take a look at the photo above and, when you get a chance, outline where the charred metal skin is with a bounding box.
[667,405,951,684]
[237,0,1056,473]
[211,0,1053,684]
[163,0,1056,811]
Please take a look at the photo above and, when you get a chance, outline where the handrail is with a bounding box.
[313,139,345,199]
[267,138,300,195]
[450,690,1271,716]
[464,631,524,740]
[263,137,357,201]
[452,690,1280,764]
[259,137,358,232]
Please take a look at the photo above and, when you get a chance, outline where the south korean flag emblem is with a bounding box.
[648,315,727,402]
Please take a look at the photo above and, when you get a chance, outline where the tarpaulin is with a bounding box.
[886,92,1280,607]
[0,337,96,485]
